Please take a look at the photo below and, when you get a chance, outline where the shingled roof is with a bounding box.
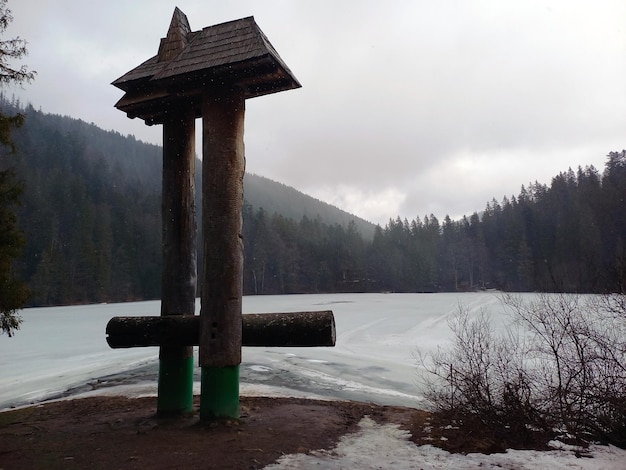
[112,8,301,124]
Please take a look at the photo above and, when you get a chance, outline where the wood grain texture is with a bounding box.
[106,311,336,348]
[200,87,245,367]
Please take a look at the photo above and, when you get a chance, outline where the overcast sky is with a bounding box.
[8,1,626,225]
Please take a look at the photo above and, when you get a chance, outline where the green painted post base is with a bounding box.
[200,365,240,421]
[157,356,194,416]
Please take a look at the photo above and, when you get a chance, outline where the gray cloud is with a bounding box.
[9,0,625,225]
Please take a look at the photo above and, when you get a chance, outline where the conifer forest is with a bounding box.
[2,97,625,306]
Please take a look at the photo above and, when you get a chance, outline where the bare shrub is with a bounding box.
[417,305,549,447]
[417,293,626,448]
[503,293,626,446]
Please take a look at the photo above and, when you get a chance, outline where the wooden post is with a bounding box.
[199,87,245,420]
[158,105,196,415]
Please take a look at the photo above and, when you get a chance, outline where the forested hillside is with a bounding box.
[2,96,625,304]
[6,98,163,305]
[244,174,376,239]
[0,97,374,305]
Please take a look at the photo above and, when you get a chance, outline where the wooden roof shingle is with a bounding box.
[112,9,300,124]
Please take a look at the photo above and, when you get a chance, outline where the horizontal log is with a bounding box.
[106,311,335,349]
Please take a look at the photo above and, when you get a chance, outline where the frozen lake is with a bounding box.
[0,292,507,410]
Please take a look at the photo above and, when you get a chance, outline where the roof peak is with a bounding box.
[157,7,191,62]
[113,12,301,122]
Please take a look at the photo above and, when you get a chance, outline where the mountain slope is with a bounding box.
[244,173,376,239]
[6,99,375,236]
[1,98,374,304]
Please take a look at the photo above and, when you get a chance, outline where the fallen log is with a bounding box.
[106,310,335,348]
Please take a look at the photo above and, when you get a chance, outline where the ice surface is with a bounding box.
[0,301,161,409]
[0,292,508,410]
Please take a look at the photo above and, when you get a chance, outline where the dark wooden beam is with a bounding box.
[106,311,336,348]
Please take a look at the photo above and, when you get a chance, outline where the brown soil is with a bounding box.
[1,395,557,469]
[0,396,428,470]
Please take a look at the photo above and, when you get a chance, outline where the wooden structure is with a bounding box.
[112,8,300,124]
[111,8,310,420]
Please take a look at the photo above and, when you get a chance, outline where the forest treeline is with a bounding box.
[242,153,626,295]
[371,154,626,294]
[2,96,625,305]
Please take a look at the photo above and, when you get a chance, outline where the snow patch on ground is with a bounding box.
[265,416,626,470]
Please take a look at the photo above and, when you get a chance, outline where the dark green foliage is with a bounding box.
[0,167,28,334]
[241,207,369,294]
[3,97,162,305]
[0,136,28,335]
[0,111,23,150]
[0,0,35,334]
[0,0,35,90]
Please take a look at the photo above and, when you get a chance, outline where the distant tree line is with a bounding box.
[385,154,626,294]
[241,207,367,295]
[246,152,626,295]
[3,96,625,305]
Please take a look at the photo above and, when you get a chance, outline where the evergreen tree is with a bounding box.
[0,168,27,334]
[602,151,626,290]
[0,0,34,335]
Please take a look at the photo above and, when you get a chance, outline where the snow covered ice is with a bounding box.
[2,292,491,410]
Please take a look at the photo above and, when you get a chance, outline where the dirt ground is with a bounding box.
[0,395,432,470]
[1,394,554,469]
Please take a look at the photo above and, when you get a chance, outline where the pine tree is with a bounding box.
[0,0,35,335]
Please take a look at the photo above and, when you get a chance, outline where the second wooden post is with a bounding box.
[159,106,196,415]
[199,87,245,420]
